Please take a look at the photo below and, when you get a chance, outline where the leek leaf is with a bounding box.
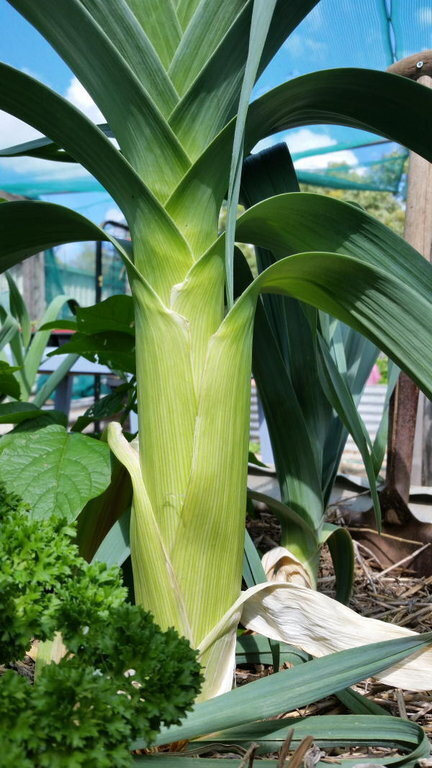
[8,0,190,198]
[152,632,432,744]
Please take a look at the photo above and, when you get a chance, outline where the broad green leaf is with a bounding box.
[91,509,131,568]
[40,320,78,332]
[72,383,133,433]
[8,0,190,200]
[48,331,135,374]
[125,0,182,69]
[320,524,354,605]
[0,424,111,520]
[235,633,308,667]
[170,0,317,159]
[0,361,21,400]
[225,0,277,307]
[245,69,432,162]
[316,334,381,531]
[0,401,41,424]
[12,410,68,432]
[78,0,179,117]
[0,201,109,274]
[78,455,132,562]
[151,632,432,745]
[42,295,135,338]
[5,271,31,347]
[173,715,429,766]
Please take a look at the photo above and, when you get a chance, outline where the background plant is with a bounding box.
[0,271,78,428]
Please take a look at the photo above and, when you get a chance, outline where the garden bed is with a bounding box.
[247,507,432,744]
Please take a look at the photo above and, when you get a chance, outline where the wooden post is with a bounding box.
[383,55,432,513]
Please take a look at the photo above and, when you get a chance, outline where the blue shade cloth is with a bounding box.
[0,0,429,198]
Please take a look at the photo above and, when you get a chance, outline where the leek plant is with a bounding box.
[2,0,432,725]
[0,272,78,420]
[242,143,398,599]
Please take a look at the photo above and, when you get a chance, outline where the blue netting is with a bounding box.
[1,0,429,199]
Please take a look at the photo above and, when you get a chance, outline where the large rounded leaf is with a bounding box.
[0,425,111,521]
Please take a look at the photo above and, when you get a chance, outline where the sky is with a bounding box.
[0,0,431,239]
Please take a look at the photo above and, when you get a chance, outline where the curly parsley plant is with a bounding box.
[0,487,202,767]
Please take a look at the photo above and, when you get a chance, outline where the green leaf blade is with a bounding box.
[150,632,432,745]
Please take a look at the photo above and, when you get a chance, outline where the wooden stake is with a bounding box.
[382,58,432,513]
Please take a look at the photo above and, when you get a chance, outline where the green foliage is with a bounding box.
[0,360,21,400]
[0,486,202,765]
[300,183,405,236]
[376,355,389,384]
[71,381,136,433]
[44,295,136,374]
[0,424,112,520]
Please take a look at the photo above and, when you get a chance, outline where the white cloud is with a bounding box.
[251,128,359,172]
[65,77,105,124]
[306,4,324,32]
[285,127,335,155]
[418,6,432,24]
[283,32,328,62]
[295,149,359,171]
[284,128,359,170]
